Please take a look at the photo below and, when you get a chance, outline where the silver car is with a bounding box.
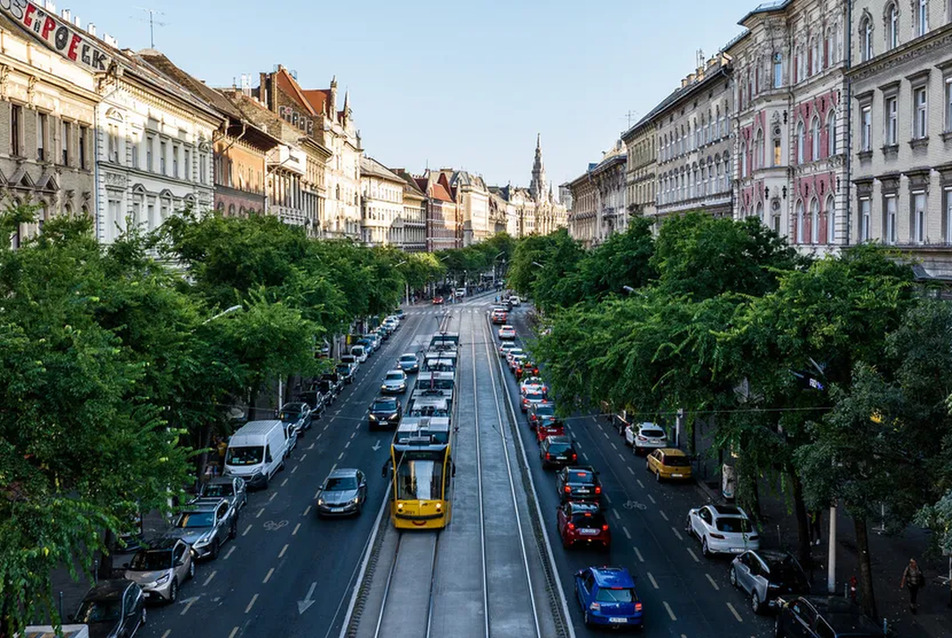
[193,475,247,513]
[167,497,237,560]
[625,422,668,455]
[381,369,408,394]
[124,537,194,603]
[729,549,808,614]
[316,468,367,517]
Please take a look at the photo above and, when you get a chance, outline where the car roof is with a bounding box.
[711,504,746,517]
[567,501,600,514]
[797,596,881,631]
[590,566,636,588]
[386,369,405,375]
[206,475,239,486]
[327,467,361,479]
[545,435,572,445]
[400,353,418,359]
[183,497,227,512]
[138,537,179,551]
[658,447,687,456]
[84,579,133,600]
[281,402,308,410]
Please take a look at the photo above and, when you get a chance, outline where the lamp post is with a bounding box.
[202,304,242,325]
[622,285,636,294]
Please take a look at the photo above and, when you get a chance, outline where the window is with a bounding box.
[773,53,783,88]
[811,38,821,75]
[796,121,805,163]
[861,17,873,62]
[861,105,872,151]
[160,140,167,174]
[826,194,836,243]
[60,120,69,165]
[172,145,179,178]
[107,124,119,163]
[946,188,952,243]
[885,195,897,244]
[200,153,208,184]
[884,96,898,146]
[10,103,21,156]
[740,141,748,177]
[756,202,764,223]
[860,198,871,241]
[914,86,928,139]
[916,0,929,36]
[811,117,821,160]
[796,200,805,242]
[36,112,47,161]
[913,191,927,243]
[184,148,191,180]
[774,138,782,166]
[809,199,818,243]
[945,77,952,132]
[78,125,87,169]
[755,129,764,169]
[887,3,899,49]
[827,110,837,155]
[146,135,154,171]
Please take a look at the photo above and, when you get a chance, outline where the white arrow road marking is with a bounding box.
[298,581,318,614]
[372,439,381,451]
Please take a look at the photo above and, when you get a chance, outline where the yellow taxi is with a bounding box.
[646,448,693,482]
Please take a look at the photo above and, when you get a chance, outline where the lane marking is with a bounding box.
[726,602,744,622]
[228,628,239,638]
[307,443,315,451]
[202,570,216,587]
[612,509,621,520]
[162,631,171,638]
[647,572,659,589]
[623,526,631,540]
[706,573,720,591]
[314,489,321,499]
[618,453,626,461]
[245,593,258,613]
[291,465,298,474]
[634,546,645,562]
[671,526,683,541]
[581,453,588,461]
[603,494,612,504]
[610,442,618,451]
[303,505,311,516]
[659,510,669,521]
[292,522,301,536]
[576,441,583,449]
[263,567,274,583]
[338,452,344,460]
[345,440,351,449]
[647,494,656,504]
[223,545,236,560]
[279,543,289,558]
[686,547,701,563]
[664,601,677,621]
[269,492,277,502]
[299,453,307,461]
[636,479,645,488]
[281,478,289,487]
[242,524,252,536]
[316,433,323,441]
[628,466,635,475]
[256,508,265,519]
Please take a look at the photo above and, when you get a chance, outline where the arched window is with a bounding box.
[827,109,837,156]
[826,194,836,244]
[886,3,899,50]
[810,199,820,243]
[811,117,821,161]
[860,16,874,61]
[811,37,821,75]
[796,201,805,242]
[796,121,806,164]
[773,52,783,87]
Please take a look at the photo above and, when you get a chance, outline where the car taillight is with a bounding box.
[710,533,726,539]
[635,602,643,612]
[637,435,647,441]
[545,453,551,461]
[571,454,577,460]
[602,524,609,531]
[564,486,571,493]
[595,486,601,494]
[567,522,575,531]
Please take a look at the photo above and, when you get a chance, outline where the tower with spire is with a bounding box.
[529,133,548,203]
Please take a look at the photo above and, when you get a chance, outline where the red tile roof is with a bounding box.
[302,90,330,116]
[432,184,454,203]
[275,69,317,116]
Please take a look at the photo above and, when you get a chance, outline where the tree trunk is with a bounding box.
[854,515,878,619]
[790,471,812,569]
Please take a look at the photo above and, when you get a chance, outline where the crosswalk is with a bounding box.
[403,307,524,316]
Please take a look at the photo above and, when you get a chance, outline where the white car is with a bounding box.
[625,422,668,454]
[350,345,368,363]
[686,504,760,557]
[509,295,521,306]
[520,376,548,396]
[505,348,525,366]
[499,342,519,358]
[498,325,516,340]
[381,369,408,394]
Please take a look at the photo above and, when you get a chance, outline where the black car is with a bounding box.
[540,435,578,469]
[279,401,313,434]
[556,466,602,503]
[73,579,146,638]
[336,362,357,384]
[368,396,402,430]
[775,596,883,638]
[320,373,344,399]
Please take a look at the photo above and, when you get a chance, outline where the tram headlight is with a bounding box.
[435,503,442,511]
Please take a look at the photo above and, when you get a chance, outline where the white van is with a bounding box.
[224,420,288,490]
[351,345,368,363]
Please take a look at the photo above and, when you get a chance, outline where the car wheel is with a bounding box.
[729,566,737,587]
[261,473,269,490]
[645,460,651,473]
[701,537,711,558]
[751,590,762,614]
[168,578,178,604]
[210,538,220,560]
[188,558,196,580]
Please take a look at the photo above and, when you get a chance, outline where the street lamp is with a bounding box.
[532,261,544,268]
[202,305,242,325]
[622,285,636,294]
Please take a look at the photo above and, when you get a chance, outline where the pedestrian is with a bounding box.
[809,509,822,546]
[900,557,925,613]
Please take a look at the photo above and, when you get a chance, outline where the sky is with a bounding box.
[68,0,757,192]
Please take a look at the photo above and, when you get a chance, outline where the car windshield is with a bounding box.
[400,356,416,363]
[325,476,358,491]
[336,365,351,374]
[279,410,300,422]
[203,483,234,498]
[175,511,214,528]
[509,349,524,357]
[567,470,594,485]
[373,399,398,412]
[534,405,555,416]
[663,455,691,467]
[129,549,173,571]
[76,599,122,623]
[525,391,544,401]
[226,446,263,466]
[716,517,753,533]
[395,457,444,500]
[595,587,637,603]
[386,372,404,381]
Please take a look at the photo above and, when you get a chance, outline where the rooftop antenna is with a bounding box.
[132,7,166,48]
[623,110,639,128]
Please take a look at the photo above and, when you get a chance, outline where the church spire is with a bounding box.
[530,133,547,202]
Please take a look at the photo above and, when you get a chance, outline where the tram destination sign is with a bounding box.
[0,0,112,72]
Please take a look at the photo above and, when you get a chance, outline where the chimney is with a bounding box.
[88,23,96,37]
[44,1,56,12]
[687,73,696,84]
[680,77,689,88]
[259,72,269,108]
[73,16,81,28]
[61,8,70,22]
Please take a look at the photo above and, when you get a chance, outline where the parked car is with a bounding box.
[73,580,146,637]
[368,396,402,430]
[520,376,548,396]
[521,389,546,413]
[350,345,368,363]
[295,383,328,414]
[397,352,420,373]
[363,333,382,351]
[505,348,525,368]
[730,549,808,614]
[557,466,602,503]
[775,596,883,638]
[123,537,194,604]
[192,475,247,513]
[686,504,760,557]
[646,447,693,482]
[540,435,578,469]
[527,401,558,429]
[316,468,368,517]
[515,359,540,380]
[278,402,313,435]
[491,308,508,324]
[509,295,521,306]
[336,361,357,384]
[625,422,668,455]
[381,369,408,394]
[166,497,238,560]
[432,296,444,305]
[574,566,643,629]
[499,342,519,358]
[536,421,565,444]
[223,420,288,490]
[557,501,611,550]
[320,372,344,398]
[497,325,516,340]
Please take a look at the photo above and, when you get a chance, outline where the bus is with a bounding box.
[388,431,452,529]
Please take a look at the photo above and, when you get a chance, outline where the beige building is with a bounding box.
[360,156,405,247]
[567,143,627,247]
[621,114,657,221]
[0,12,98,244]
[393,169,426,252]
[849,0,952,277]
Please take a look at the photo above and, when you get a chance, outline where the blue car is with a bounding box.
[574,566,644,629]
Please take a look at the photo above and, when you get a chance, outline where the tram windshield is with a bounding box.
[394,451,445,501]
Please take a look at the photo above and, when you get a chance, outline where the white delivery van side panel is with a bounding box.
[224,420,287,489]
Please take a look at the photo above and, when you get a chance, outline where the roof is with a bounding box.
[83,579,133,600]
[360,156,405,183]
[302,89,330,116]
[431,183,455,203]
[712,504,745,516]
[232,420,283,437]
[327,467,361,478]
[591,566,636,588]
[137,537,179,551]
[274,67,318,116]
[739,0,792,26]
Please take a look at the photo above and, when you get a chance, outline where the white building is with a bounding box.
[360,156,405,246]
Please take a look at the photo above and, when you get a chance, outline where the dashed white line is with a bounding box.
[291,465,298,474]
[299,453,307,461]
[228,628,239,638]
[603,493,612,504]
[345,440,351,449]
[647,494,656,504]
[279,543,289,558]
[263,567,275,583]
[663,601,677,621]
[659,510,669,521]
[162,631,171,638]
[576,441,583,449]
[581,453,588,461]
[633,546,645,562]
[202,570,216,587]
[351,431,357,439]
[338,452,344,460]
[686,547,700,563]
[636,479,645,488]
[268,491,277,502]
[255,507,265,519]
[612,509,621,520]
[307,443,315,450]
[280,478,289,487]
[316,432,323,441]
[292,522,301,536]
[647,572,659,589]
[610,441,618,451]
[303,505,311,516]
[706,573,720,591]
[245,593,258,613]
[602,431,609,439]
[622,526,631,539]
[314,489,321,499]
[726,601,743,622]
[671,526,683,541]
[242,524,252,536]
[223,545,236,560]
[627,466,635,475]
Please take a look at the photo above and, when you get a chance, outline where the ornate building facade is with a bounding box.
[489,136,567,238]
[567,142,627,247]
[360,156,405,246]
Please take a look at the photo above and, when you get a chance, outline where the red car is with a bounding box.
[491,309,508,324]
[557,502,611,550]
[432,296,444,305]
[536,422,565,443]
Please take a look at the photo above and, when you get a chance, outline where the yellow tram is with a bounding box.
[387,422,453,530]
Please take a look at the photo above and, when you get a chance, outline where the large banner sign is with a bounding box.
[0,0,112,72]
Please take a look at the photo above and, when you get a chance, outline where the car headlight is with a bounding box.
[381,385,388,391]
[369,414,378,421]
[389,413,398,420]
[154,573,170,586]
[317,498,325,506]
[194,534,211,547]
[352,496,360,504]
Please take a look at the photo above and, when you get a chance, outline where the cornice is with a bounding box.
[848,25,952,83]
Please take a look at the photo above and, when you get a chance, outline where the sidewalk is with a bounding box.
[691,419,951,636]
